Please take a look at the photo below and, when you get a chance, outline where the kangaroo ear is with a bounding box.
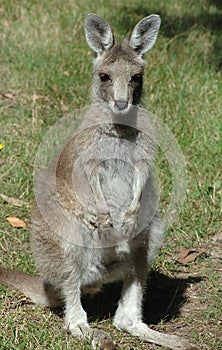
[85,13,114,55]
[129,15,161,56]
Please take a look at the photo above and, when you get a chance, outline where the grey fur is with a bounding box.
[0,14,196,350]
[85,13,161,114]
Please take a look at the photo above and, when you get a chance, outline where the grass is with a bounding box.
[0,0,221,349]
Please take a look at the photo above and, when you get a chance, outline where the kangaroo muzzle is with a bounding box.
[114,100,129,111]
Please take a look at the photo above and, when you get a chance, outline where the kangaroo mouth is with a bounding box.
[111,101,132,115]
[115,100,128,111]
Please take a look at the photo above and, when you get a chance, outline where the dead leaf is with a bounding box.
[176,248,206,264]
[211,231,222,242]
[0,91,16,108]
[52,85,58,92]
[0,193,30,208]
[6,216,26,228]
[0,91,14,99]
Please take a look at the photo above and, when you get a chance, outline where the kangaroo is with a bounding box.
[0,14,195,350]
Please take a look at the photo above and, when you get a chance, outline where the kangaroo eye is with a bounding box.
[99,73,111,82]
[130,74,142,83]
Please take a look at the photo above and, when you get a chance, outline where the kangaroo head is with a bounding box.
[85,13,161,115]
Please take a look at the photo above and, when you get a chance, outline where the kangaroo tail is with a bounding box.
[0,266,62,307]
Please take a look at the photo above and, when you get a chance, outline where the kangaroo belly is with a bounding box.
[79,241,134,294]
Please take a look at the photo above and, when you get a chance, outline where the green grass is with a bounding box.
[0,0,221,349]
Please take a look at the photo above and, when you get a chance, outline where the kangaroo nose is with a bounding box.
[114,100,128,111]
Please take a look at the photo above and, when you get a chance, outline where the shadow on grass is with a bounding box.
[81,271,202,325]
[111,2,222,70]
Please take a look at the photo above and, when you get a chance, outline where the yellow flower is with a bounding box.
[0,143,4,150]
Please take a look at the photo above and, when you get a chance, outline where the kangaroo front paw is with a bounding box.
[121,210,139,237]
[98,212,113,227]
